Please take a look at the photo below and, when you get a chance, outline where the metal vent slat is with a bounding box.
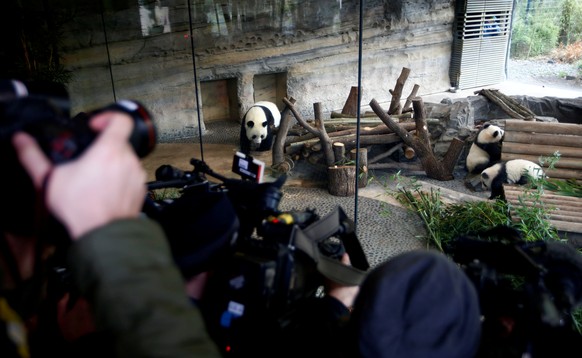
[450,0,514,89]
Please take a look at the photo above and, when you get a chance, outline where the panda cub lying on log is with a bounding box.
[480,159,546,200]
[240,101,281,154]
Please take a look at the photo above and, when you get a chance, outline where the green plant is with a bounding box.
[384,169,582,334]
[386,172,511,250]
[543,178,582,197]
[511,10,561,58]
[559,0,582,45]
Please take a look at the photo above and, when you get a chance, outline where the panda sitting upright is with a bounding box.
[240,101,281,154]
[465,123,505,175]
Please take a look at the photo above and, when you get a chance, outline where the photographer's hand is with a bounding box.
[327,253,360,309]
[12,112,147,240]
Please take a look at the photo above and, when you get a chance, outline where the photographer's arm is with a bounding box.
[13,112,221,357]
[280,253,359,357]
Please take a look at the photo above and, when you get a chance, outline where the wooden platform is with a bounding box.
[501,120,582,181]
[504,184,582,232]
[501,119,582,246]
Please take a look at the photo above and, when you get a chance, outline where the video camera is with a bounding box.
[0,79,157,236]
[445,226,582,357]
[145,155,370,357]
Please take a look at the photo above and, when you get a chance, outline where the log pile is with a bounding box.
[271,67,466,194]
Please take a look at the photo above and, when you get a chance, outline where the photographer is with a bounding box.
[281,250,481,358]
[1,108,220,357]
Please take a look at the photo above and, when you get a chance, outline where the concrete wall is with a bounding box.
[60,0,455,142]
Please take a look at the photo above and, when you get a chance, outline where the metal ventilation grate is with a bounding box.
[450,0,514,89]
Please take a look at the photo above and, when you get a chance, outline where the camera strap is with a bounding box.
[293,206,369,286]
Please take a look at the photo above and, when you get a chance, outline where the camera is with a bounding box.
[145,158,370,357]
[0,79,156,162]
[445,226,582,357]
[0,79,157,236]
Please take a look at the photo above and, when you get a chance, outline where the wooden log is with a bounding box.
[314,102,334,166]
[388,67,411,115]
[504,184,582,237]
[370,97,459,181]
[502,143,582,159]
[368,162,424,171]
[403,145,416,160]
[333,142,346,163]
[369,143,404,164]
[504,120,582,136]
[502,152,582,170]
[331,132,411,146]
[349,148,368,188]
[476,89,536,120]
[503,132,582,148]
[331,111,379,118]
[272,97,297,172]
[327,116,385,124]
[501,120,582,181]
[282,98,335,166]
[328,165,356,196]
[361,112,413,120]
[402,84,420,113]
[341,86,361,117]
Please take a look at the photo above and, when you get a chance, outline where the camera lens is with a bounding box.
[101,100,157,158]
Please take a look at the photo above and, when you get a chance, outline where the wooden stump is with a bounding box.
[328,165,356,196]
[333,142,346,163]
[341,86,361,117]
[349,148,368,188]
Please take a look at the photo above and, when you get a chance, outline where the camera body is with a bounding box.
[446,226,582,357]
[146,159,368,357]
[201,207,334,357]
[200,202,365,357]
[0,79,157,236]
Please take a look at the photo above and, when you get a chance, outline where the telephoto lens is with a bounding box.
[0,79,157,236]
[0,79,157,162]
[91,99,157,159]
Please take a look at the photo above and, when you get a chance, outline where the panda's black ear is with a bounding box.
[261,121,268,128]
[483,123,491,128]
[247,121,254,128]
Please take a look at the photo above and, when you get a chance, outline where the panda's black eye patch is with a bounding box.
[247,121,254,128]
[261,121,268,127]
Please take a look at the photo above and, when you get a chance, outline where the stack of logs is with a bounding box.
[271,67,465,196]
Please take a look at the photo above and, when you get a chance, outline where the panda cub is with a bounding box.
[466,123,505,175]
[240,101,281,154]
[481,159,545,199]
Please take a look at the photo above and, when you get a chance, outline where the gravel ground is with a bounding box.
[507,57,581,89]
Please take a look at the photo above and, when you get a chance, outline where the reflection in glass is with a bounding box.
[139,0,171,37]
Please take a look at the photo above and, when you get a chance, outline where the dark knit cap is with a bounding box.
[348,250,481,358]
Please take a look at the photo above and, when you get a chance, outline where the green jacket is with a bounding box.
[68,218,221,357]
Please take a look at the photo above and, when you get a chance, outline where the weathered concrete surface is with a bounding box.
[60,0,456,142]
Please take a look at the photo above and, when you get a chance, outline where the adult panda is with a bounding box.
[481,159,545,199]
[466,123,505,175]
[240,101,281,154]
